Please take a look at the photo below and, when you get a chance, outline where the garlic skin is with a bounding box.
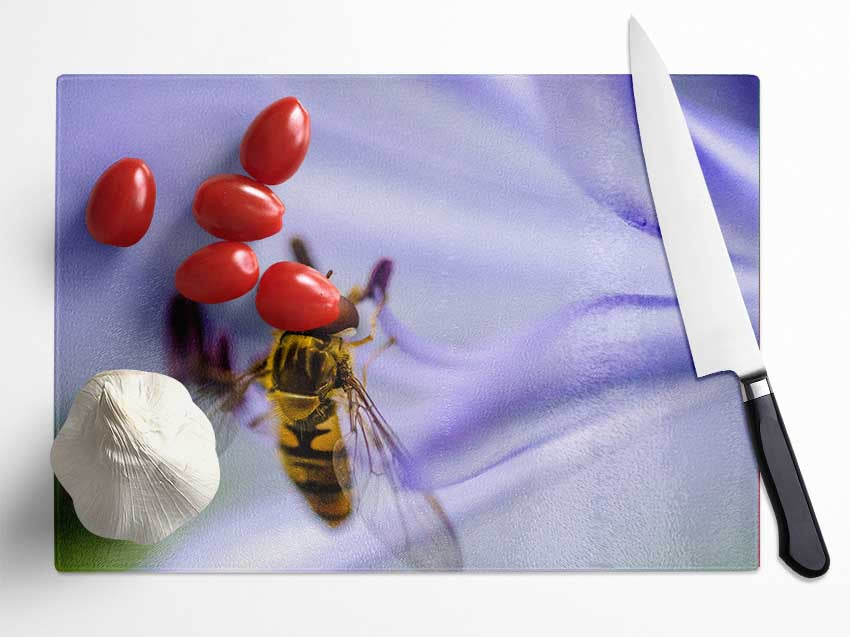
[51,370,220,545]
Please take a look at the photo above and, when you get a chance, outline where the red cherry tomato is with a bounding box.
[175,242,259,304]
[255,262,340,331]
[240,97,311,185]
[193,174,284,241]
[85,158,156,247]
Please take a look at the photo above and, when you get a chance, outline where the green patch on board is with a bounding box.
[54,479,152,571]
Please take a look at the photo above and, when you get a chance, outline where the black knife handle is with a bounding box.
[742,376,829,578]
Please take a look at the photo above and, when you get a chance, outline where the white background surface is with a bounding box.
[0,0,847,634]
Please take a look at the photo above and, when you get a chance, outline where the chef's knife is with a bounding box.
[628,18,829,578]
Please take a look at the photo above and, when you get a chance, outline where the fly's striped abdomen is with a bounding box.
[276,395,351,526]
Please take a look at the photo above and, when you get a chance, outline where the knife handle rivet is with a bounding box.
[741,377,772,402]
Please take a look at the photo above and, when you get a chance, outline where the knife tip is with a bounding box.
[628,16,644,39]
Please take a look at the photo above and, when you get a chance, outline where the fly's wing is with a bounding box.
[188,380,242,455]
[187,364,276,455]
[332,377,462,570]
[167,295,277,453]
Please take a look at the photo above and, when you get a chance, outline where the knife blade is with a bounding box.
[629,17,829,577]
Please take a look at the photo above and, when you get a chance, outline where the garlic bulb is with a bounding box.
[51,370,220,545]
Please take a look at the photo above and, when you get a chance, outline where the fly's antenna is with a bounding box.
[290,236,316,268]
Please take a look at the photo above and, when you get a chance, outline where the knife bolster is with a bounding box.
[741,376,771,402]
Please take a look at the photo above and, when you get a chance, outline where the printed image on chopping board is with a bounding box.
[54,75,759,571]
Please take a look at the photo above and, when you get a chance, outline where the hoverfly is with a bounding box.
[167,238,462,569]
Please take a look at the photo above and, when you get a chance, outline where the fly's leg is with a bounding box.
[246,356,273,391]
[348,257,393,306]
[349,297,386,348]
[347,285,366,304]
[217,355,271,419]
[246,412,273,430]
[361,337,397,388]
